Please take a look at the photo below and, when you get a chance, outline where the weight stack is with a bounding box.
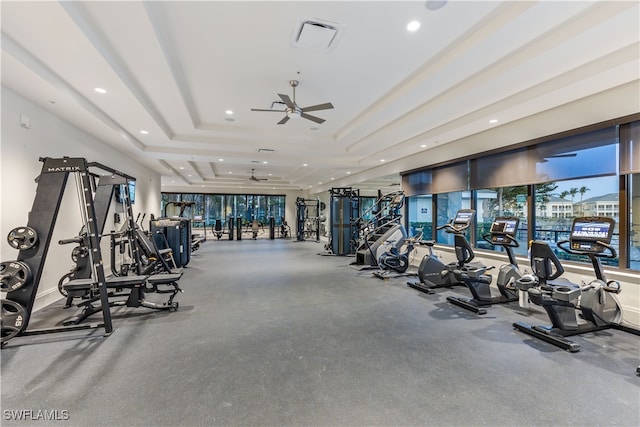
[151,218,191,267]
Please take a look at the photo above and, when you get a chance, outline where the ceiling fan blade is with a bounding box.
[548,153,578,158]
[251,108,284,112]
[277,115,290,125]
[302,102,334,112]
[278,93,295,109]
[301,113,325,124]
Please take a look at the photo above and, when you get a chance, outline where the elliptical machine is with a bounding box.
[447,216,523,314]
[407,209,478,294]
[513,216,640,352]
[375,232,423,277]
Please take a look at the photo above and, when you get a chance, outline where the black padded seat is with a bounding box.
[63,278,96,291]
[105,275,147,287]
[146,273,182,284]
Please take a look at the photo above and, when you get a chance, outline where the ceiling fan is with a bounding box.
[249,169,268,182]
[251,80,334,125]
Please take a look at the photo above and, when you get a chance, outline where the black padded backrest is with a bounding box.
[214,219,222,231]
[135,228,156,257]
[530,240,564,281]
[454,234,475,265]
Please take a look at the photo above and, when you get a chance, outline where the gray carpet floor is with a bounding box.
[1,239,639,426]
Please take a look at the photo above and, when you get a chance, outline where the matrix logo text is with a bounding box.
[3,409,69,421]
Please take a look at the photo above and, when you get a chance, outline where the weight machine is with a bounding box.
[1,157,114,345]
[295,197,321,242]
[328,187,360,255]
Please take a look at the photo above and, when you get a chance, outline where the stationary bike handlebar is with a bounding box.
[481,233,519,248]
[436,222,469,234]
[557,239,617,259]
[405,231,424,244]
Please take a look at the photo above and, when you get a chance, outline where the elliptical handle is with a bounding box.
[558,239,617,259]
[482,232,519,248]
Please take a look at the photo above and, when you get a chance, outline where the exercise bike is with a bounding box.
[407,209,480,294]
[212,219,224,240]
[374,232,422,278]
[513,216,640,352]
[446,216,523,314]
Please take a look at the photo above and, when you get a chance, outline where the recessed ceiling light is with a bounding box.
[425,0,448,11]
[188,174,192,177]
[319,182,322,184]
[218,158,224,162]
[140,130,149,135]
[263,161,268,164]
[225,110,233,115]
[268,173,272,176]
[420,144,426,148]
[331,177,335,180]
[489,119,498,124]
[303,163,308,167]
[179,167,184,170]
[309,185,313,188]
[407,20,421,32]
[94,87,107,94]
[346,171,351,175]
[171,180,175,183]
[380,159,386,162]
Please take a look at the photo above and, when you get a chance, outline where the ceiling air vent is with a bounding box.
[291,18,343,51]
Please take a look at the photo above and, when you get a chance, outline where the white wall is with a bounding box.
[1,88,161,311]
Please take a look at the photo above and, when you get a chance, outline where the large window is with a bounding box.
[162,193,287,228]
[205,195,224,227]
[475,186,528,256]
[631,174,640,270]
[407,195,432,239]
[534,176,619,266]
[436,191,471,244]
[401,118,639,271]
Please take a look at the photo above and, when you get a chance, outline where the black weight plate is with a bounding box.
[0,261,32,292]
[71,246,89,262]
[7,226,38,250]
[1,299,27,343]
[58,272,73,297]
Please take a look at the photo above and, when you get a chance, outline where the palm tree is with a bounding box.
[556,190,571,218]
[578,186,589,200]
[577,186,589,216]
[568,187,578,216]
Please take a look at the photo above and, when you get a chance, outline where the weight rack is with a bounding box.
[1,157,114,345]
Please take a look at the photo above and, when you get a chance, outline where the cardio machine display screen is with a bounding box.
[453,210,474,226]
[490,218,518,236]
[570,219,613,243]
